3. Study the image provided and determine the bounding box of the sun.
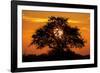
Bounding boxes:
[53,28,63,39]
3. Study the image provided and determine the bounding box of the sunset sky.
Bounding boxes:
[22,10,90,56]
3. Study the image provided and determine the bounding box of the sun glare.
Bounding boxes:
[53,28,63,39]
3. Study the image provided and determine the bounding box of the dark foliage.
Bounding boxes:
[30,16,85,51]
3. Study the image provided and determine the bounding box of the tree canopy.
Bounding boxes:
[30,16,85,53]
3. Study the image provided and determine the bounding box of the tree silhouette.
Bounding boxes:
[30,16,85,56]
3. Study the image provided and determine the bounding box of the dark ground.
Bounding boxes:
[22,49,90,62]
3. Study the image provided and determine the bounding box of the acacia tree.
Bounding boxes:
[30,16,85,55]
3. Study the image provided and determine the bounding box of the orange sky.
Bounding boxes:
[22,10,90,56]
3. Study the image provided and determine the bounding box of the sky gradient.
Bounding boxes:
[22,10,90,56]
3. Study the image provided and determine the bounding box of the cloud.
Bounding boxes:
[23,16,82,24]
